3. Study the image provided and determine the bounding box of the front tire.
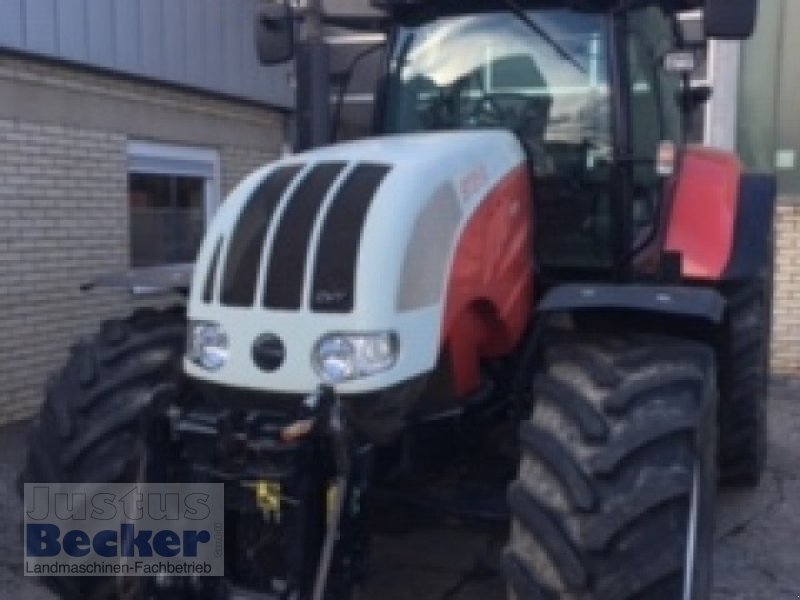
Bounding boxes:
[504,335,717,600]
[19,307,187,600]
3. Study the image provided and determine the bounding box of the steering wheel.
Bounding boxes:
[468,92,511,126]
[470,92,552,134]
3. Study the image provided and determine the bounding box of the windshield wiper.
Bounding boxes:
[498,0,587,73]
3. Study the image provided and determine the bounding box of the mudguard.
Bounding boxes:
[186,131,534,395]
[722,173,777,281]
[538,283,725,323]
[664,148,776,283]
[664,146,742,280]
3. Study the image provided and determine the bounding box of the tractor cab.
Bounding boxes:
[259,0,758,277]
[375,0,749,275]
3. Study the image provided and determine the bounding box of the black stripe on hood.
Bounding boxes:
[202,237,224,304]
[221,164,304,307]
[311,164,391,313]
[263,162,348,310]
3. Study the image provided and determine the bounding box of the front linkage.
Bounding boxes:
[160,386,368,600]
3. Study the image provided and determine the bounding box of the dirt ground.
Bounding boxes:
[2,378,798,600]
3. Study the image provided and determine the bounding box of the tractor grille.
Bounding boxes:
[311,164,391,312]
[206,162,391,313]
[263,162,348,310]
[221,165,304,307]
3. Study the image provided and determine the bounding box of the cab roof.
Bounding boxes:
[370,0,757,40]
[371,0,704,14]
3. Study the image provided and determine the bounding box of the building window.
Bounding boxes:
[127,142,220,267]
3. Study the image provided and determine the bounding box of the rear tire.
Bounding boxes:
[19,307,187,600]
[504,335,717,600]
[718,273,772,486]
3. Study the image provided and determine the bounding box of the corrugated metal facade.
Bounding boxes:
[0,0,293,108]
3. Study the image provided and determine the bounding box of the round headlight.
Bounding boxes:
[314,336,358,383]
[313,332,398,384]
[355,334,397,372]
[188,321,229,372]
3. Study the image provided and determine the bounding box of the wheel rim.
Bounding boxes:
[682,461,701,600]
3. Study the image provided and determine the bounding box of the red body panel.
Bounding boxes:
[665,147,742,280]
[441,165,535,396]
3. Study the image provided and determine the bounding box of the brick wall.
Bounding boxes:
[773,204,800,374]
[221,144,285,197]
[0,121,129,421]
[0,55,282,422]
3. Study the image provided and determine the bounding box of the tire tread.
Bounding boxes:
[506,335,717,599]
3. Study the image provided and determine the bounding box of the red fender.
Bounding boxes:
[665,147,742,280]
[441,165,535,397]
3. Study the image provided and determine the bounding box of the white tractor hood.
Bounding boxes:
[185,130,526,394]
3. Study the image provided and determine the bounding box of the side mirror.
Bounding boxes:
[256,4,295,66]
[705,0,758,40]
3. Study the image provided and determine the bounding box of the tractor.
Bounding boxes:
[21,0,775,598]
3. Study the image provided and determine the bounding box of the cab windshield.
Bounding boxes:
[383,10,612,179]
